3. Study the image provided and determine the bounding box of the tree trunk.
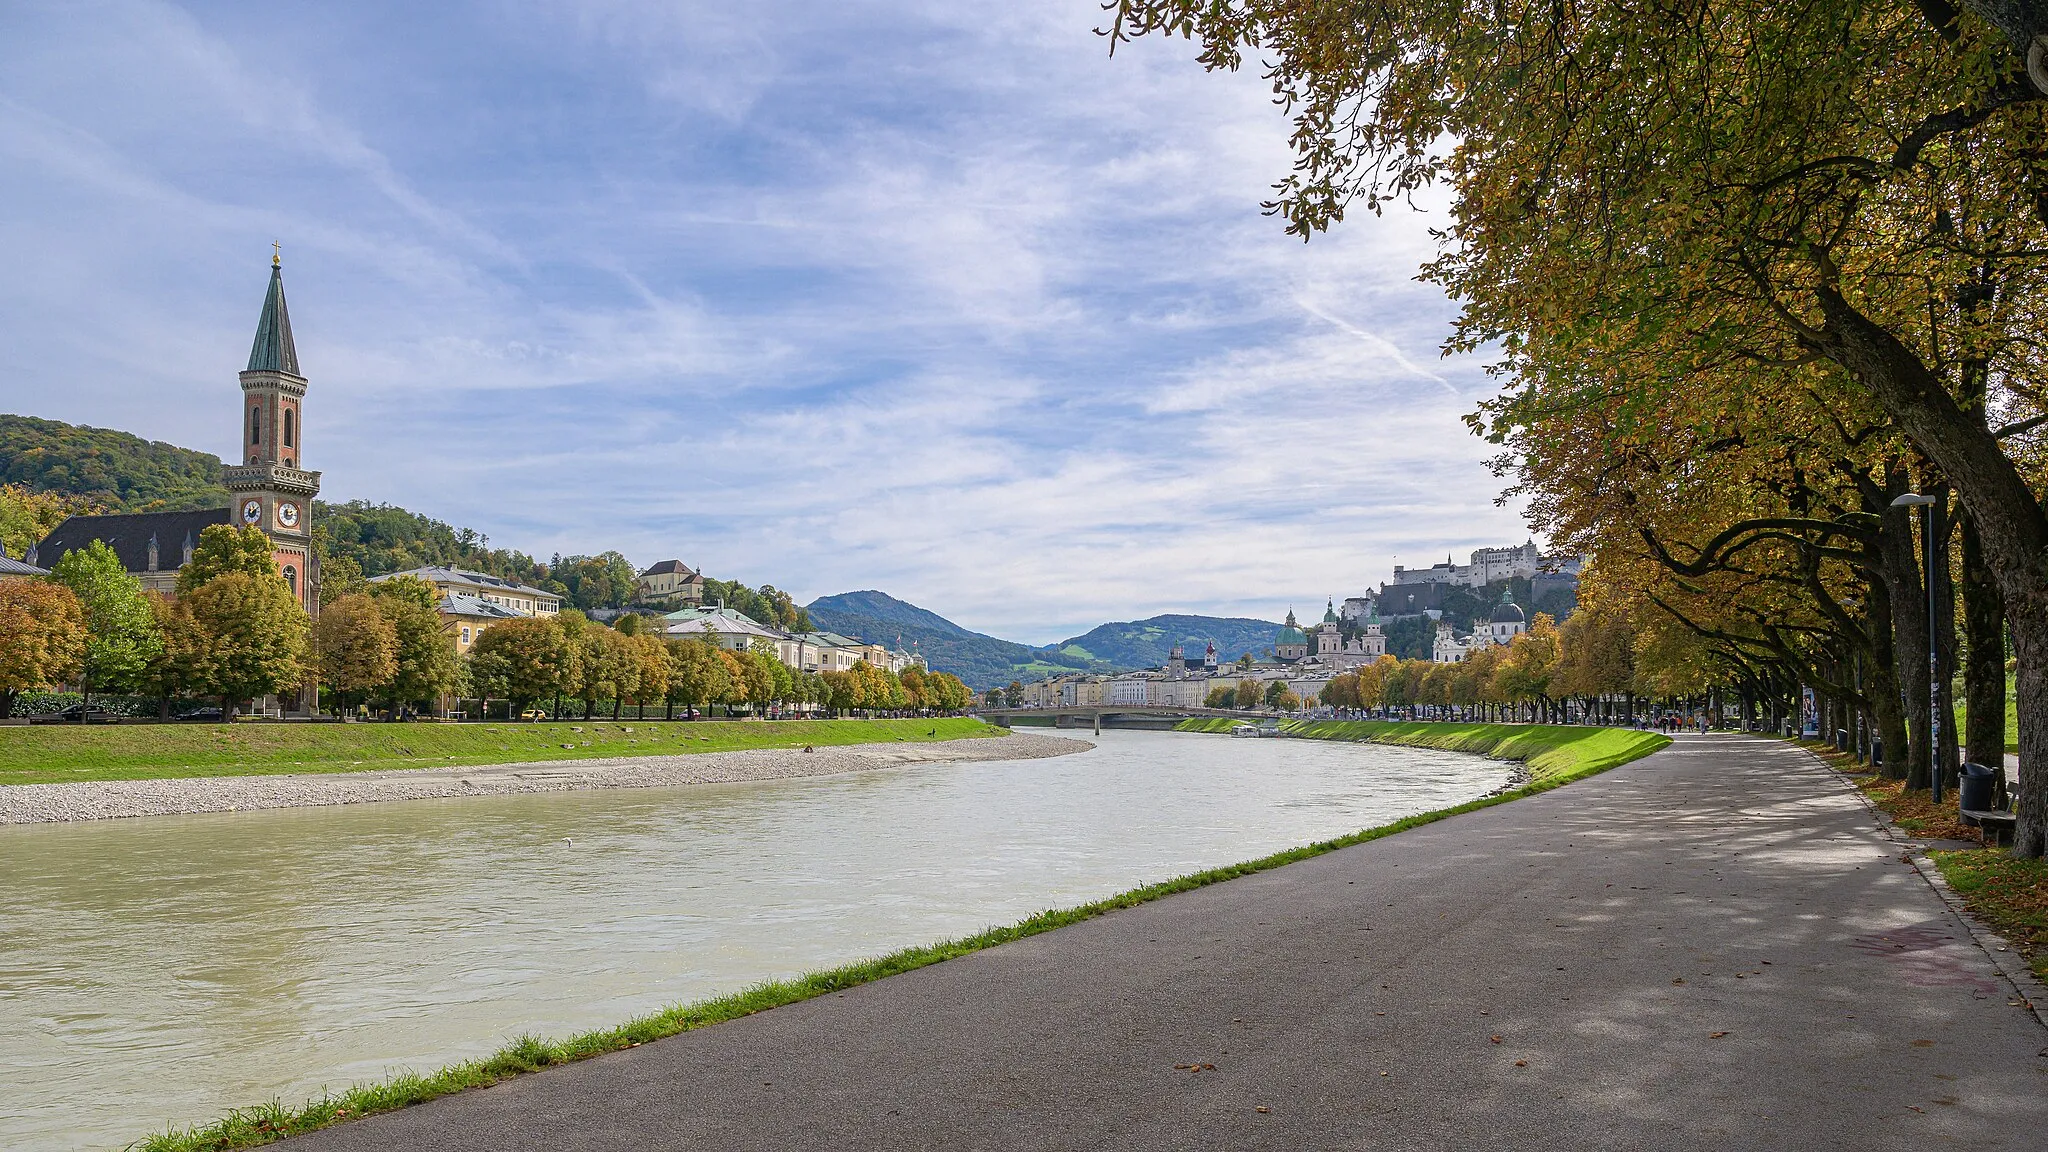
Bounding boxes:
[1883,496,1933,789]
[1961,509,2008,768]
[1932,487,1963,789]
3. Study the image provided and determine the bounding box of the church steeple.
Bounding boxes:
[223,250,320,617]
[247,253,300,375]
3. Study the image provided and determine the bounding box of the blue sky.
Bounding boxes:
[0,0,1531,643]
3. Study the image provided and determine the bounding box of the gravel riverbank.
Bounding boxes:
[0,730,1092,825]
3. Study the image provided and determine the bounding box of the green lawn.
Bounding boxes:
[1174,718,1671,784]
[0,717,1002,787]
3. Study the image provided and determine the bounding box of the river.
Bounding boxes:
[0,729,1511,1150]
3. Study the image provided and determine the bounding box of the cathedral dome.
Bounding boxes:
[1490,599,1527,624]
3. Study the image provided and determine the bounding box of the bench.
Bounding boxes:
[1962,809,2017,848]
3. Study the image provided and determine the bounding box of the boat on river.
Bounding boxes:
[1231,721,1280,738]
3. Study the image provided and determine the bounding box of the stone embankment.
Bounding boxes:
[0,731,1091,825]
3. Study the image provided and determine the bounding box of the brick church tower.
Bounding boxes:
[222,251,321,615]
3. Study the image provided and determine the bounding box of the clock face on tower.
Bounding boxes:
[277,501,300,529]
[241,498,263,525]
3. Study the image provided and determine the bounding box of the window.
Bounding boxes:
[283,408,294,448]
[461,627,472,643]
[251,406,262,444]
[282,565,298,596]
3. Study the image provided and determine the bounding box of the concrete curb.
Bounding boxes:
[1796,743,2048,1034]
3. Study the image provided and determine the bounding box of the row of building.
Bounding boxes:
[5,258,915,713]
[1015,588,1539,708]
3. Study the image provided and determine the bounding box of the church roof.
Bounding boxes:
[247,259,300,375]
[1275,625,1308,645]
[1322,600,1340,624]
[640,559,698,577]
[1490,597,1527,624]
[34,509,230,574]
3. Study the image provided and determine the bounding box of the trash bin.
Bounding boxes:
[1871,737,1882,766]
[1958,762,2000,825]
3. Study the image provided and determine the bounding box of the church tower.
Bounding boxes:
[222,252,321,613]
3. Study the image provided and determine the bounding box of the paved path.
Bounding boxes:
[296,735,2046,1150]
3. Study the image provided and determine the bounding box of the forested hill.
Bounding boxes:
[806,591,1107,691]
[0,414,230,511]
[1056,613,1287,669]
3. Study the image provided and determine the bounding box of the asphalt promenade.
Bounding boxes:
[296,734,2047,1150]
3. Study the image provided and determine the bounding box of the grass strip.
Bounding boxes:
[0,717,999,786]
[131,722,1669,1151]
[1926,851,2048,983]
[1175,718,1671,785]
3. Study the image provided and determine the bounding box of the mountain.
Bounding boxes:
[0,414,230,511]
[804,593,1292,691]
[806,590,1107,691]
[1055,613,1288,670]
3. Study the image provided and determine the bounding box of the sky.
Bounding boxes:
[0,0,1533,644]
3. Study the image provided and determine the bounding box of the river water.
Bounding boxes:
[0,730,1509,1150]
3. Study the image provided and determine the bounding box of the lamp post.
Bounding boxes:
[1890,492,1943,804]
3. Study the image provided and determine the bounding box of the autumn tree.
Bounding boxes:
[314,593,398,713]
[177,524,279,594]
[469,615,575,716]
[0,580,85,718]
[1106,0,2048,851]
[368,574,458,711]
[183,571,310,715]
[0,484,88,560]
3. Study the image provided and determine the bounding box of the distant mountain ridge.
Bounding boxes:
[805,592,1287,691]
[805,591,1103,691]
[1056,613,1287,670]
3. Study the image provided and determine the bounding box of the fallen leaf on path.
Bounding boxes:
[1255,1106,1270,1114]
[1514,1060,1527,1067]
[1490,1036,1503,1044]
[1709,1032,1728,1039]
[1174,1063,1216,1073]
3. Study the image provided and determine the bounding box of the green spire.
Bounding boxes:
[247,255,300,375]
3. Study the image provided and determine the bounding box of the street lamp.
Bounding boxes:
[1890,492,1943,805]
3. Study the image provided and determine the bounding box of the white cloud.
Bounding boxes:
[0,0,1534,643]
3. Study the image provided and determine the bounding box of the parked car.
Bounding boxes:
[518,708,548,722]
[176,707,225,722]
[29,704,120,724]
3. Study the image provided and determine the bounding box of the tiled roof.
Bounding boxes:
[664,607,786,640]
[439,592,524,620]
[639,559,698,577]
[0,553,49,576]
[247,261,300,375]
[370,566,558,601]
[33,509,231,574]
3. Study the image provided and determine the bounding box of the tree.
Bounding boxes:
[1004,680,1025,708]
[316,553,367,607]
[49,539,160,708]
[1262,679,1290,709]
[1274,687,1302,712]
[569,626,636,719]
[182,571,310,714]
[469,616,575,715]
[1105,0,2048,852]
[314,593,398,713]
[1207,685,1236,708]
[1236,678,1261,710]
[177,524,279,594]
[0,483,89,560]
[664,635,730,718]
[368,575,458,711]
[136,593,211,720]
[625,633,672,714]
[0,581,85,718]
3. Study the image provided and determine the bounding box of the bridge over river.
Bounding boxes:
[974,706,1270,734]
